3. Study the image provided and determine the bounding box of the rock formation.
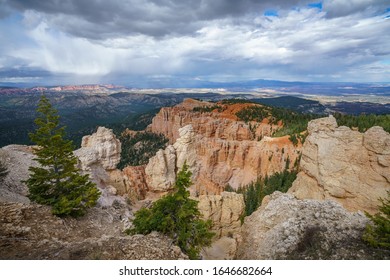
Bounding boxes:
[122,166,149,199]
[145,145,178,192]
[0,145,38,204]
[144,125,199,193]
[0,128,188,260]
[75,127,125,206]
[237,192,386,260]
[145,99,300,194]
[145,126,299,194]
[197,191,245,260]
[148,98,277,144]
[289,116,390,214]
[77,126,121,171]
[197,191,245,238]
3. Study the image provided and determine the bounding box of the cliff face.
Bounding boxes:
[289,116,390,214]
[148,98,276,144]
[197,192,245,238]
[194,134,299,193]
[145,99,300,194]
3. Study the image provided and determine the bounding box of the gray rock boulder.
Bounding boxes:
[236,192,386,260]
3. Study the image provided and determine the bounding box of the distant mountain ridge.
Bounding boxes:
[1,79,389,95]
[0,85,389,148]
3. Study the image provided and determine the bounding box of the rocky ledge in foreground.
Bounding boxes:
[0,202,187,260]
[237,192,389,260]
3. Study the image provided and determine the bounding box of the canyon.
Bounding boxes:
[145,99,300,195]
[0,99,389,260]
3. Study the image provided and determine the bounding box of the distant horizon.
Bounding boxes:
[1,77,390,90]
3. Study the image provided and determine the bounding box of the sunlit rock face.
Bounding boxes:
[77,126,121,171]
[289,116,390,214]
[75,127,123,207]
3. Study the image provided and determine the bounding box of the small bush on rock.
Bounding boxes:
[363,191,390,249]
[129,163,214,259]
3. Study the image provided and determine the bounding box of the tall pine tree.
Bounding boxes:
[26,95,100,217]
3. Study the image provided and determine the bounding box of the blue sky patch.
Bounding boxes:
[308,2,323,10]
[264,9,278,17]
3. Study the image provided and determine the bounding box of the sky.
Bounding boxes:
[0,0,389,87]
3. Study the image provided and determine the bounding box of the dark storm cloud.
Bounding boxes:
[1,0,389,84]
[7,0,308,39]
[0,0,12,18]
[322,0,389,18]
[0,66,52,78]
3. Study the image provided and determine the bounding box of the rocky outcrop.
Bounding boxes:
[0,145,37,204]
[289,116,390,214]
[77,126,121,171]
[197,192,245,238]
[0,202,187,260]
[145,145,177,192]
[237,192,387,260]
[75,127,124,206]
[145,125,200,193]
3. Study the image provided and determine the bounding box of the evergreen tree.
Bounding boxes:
[26,95,100,217]
[130,163,214,259]
[363,191,390,249]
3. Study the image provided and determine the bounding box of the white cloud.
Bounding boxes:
[1,0,389,83]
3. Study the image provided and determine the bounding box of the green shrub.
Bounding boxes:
[363,191,390,249]
[129,164,214,259]
[192,105,223,113]
[235,103,318,137]
[334,113,390,133]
